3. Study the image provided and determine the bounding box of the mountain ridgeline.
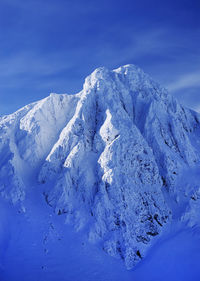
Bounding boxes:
[0,65,200,269]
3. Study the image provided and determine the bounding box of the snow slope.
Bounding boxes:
[1,186,200,281]
[0,64,200,273]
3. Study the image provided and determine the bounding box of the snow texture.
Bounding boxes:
[0,64,200,270]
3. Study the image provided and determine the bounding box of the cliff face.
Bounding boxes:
[1,65,200,268]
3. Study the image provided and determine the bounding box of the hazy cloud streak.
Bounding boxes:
[167,72,200,92]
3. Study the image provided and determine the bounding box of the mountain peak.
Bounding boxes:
[82,64,169,104]
[114,63,144,74]
[84,64,147,86]
[0,65,200,269]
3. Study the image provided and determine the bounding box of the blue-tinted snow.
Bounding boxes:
[0,65,200,279]
[0,194,200,281]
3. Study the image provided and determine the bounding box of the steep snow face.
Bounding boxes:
[0,64,200,269]
[38,67,170,268]
[114,65,200,192]
[0,94,78,203]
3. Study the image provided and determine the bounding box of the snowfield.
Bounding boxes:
[0,64,200,280]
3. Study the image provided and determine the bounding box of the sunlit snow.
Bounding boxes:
[0,65,200,280]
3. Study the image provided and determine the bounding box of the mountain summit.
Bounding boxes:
[1,64,200,269]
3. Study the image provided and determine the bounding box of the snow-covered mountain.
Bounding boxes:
[1,64,200,269]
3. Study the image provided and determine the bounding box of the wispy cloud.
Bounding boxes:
[0,52,68,78]
[0,0,200,115]
[167,71,200,92]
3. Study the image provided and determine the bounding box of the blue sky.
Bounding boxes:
[0,0,200,115]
